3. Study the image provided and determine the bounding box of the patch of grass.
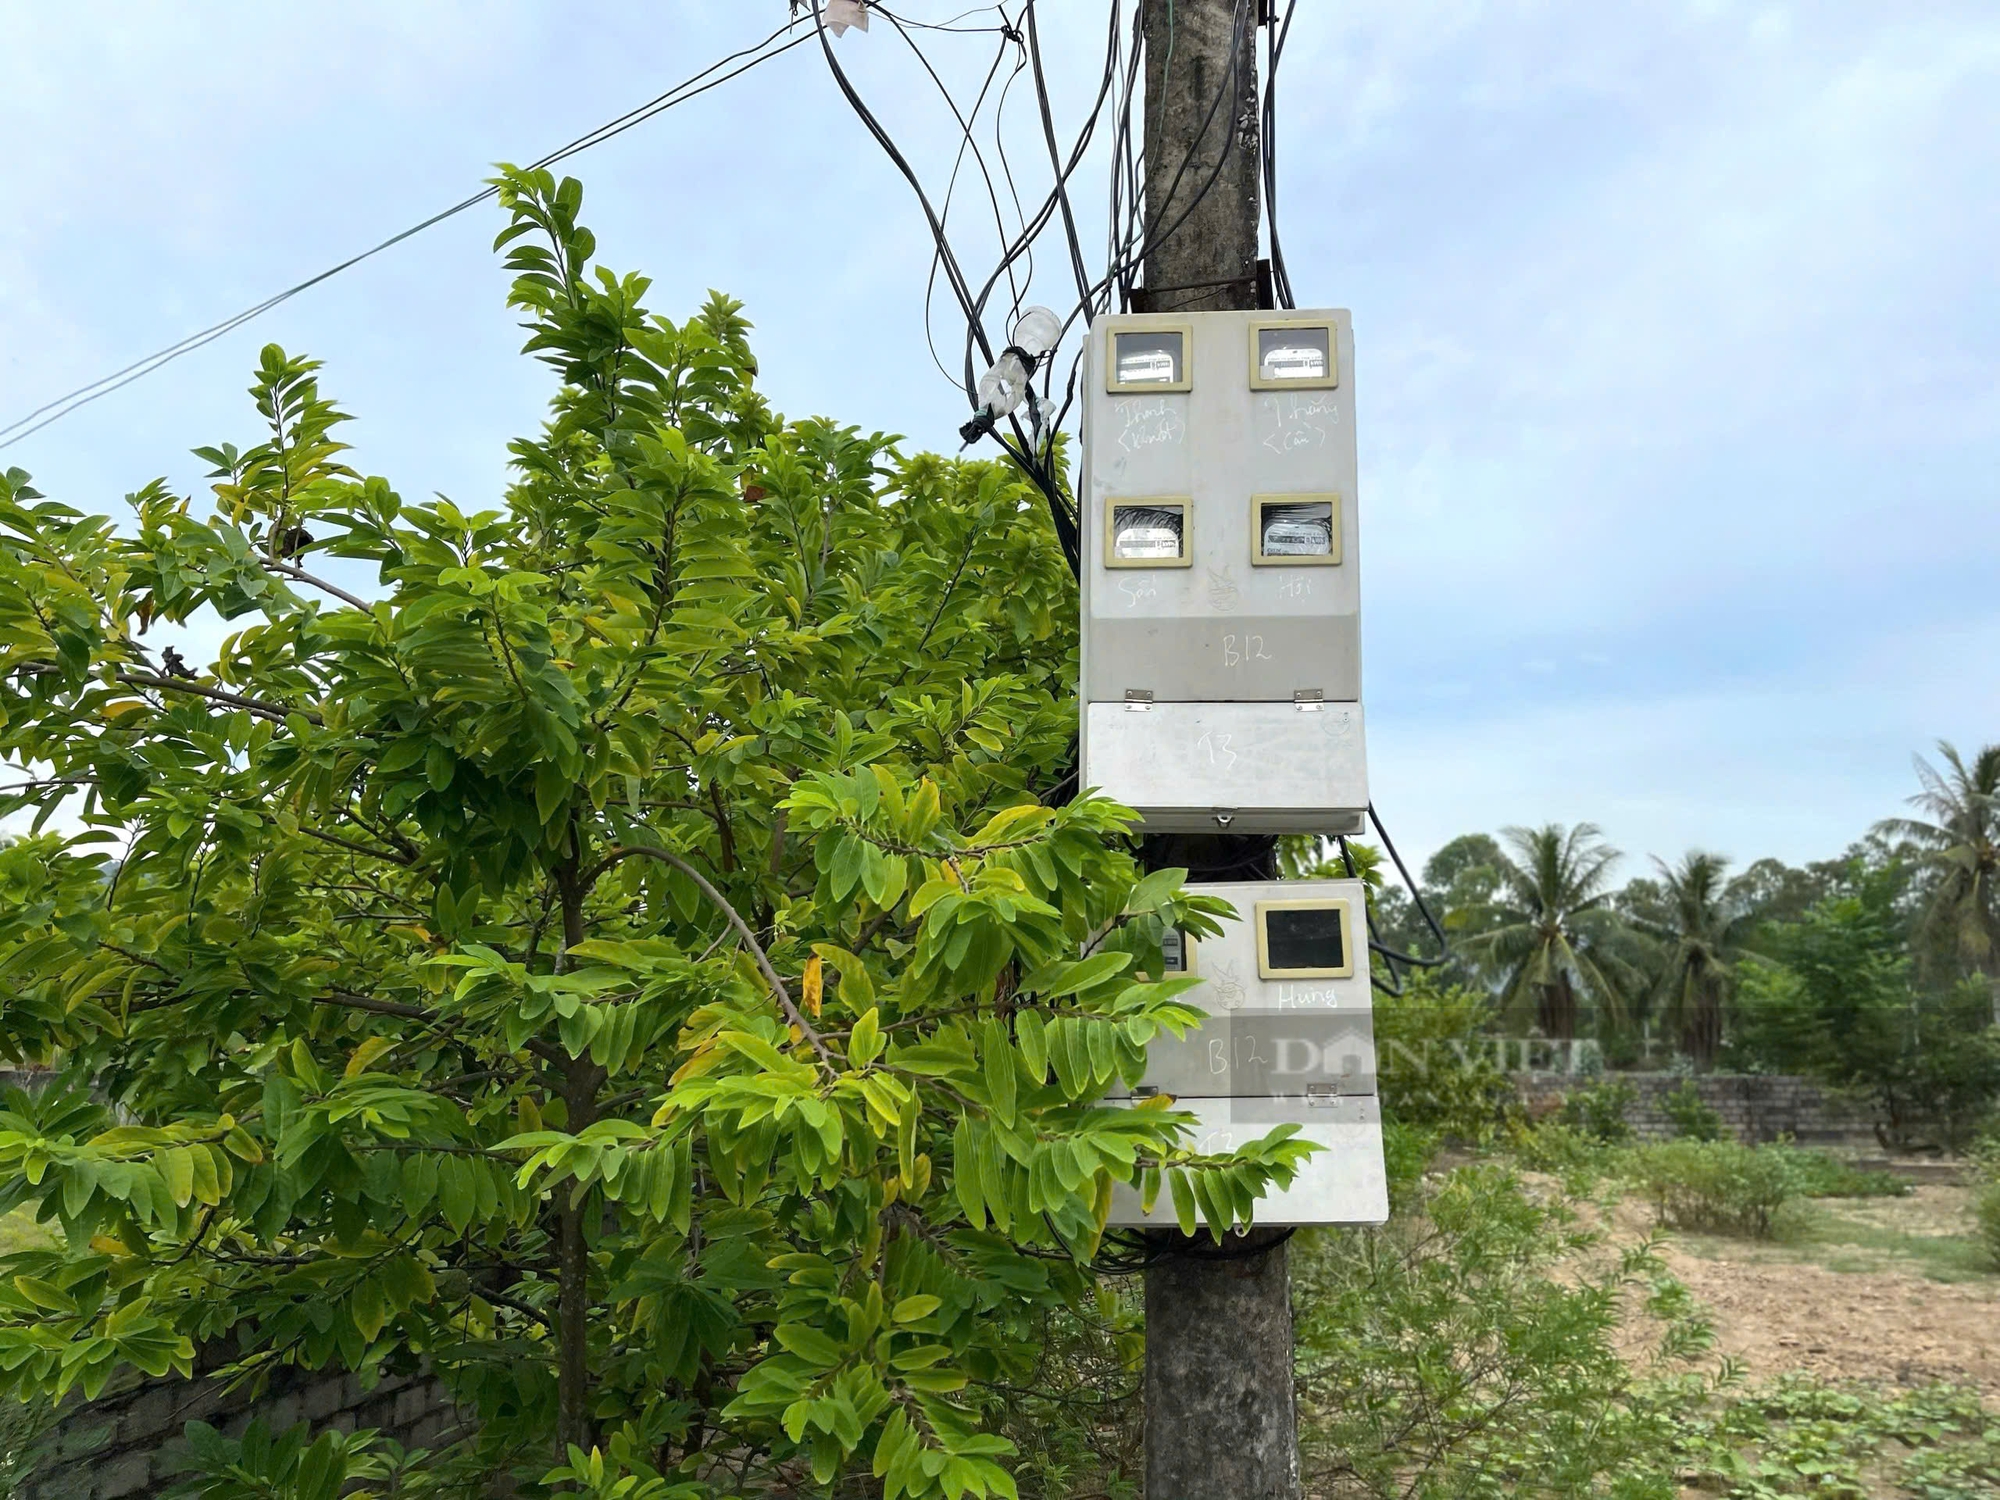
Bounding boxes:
[1774,1201,1996,1283]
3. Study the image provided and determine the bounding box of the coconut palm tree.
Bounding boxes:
[1630,851,1760,1069]
[1454,823,1642,1044]
[1876,741,2000,1023]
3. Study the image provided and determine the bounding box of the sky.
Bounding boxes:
[2,0,1996,881]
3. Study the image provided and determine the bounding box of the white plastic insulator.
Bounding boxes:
[976,350,1032,420]
[1010,305,1062,359]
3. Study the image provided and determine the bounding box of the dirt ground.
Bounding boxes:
[1616,1184,2000,1399]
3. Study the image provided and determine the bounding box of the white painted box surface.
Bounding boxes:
[1104,1097,1389,1228]
[1082,700,1368,835]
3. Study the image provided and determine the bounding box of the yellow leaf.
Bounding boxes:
[101,701,150,721]
[89,1235,129,1258]
[345,1036,396,1079]
[160,1148,196,1208]
[802,955,823,1018]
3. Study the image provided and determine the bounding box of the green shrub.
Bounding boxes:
[1558,1078,1637,1144]
[1509,1119,1614,1181]
[1629,1139,1803,1238]
[1976,1179,2000,1273]
[1782,1148,1912,1200]
[1293,1163,1715,1498]
[1372,975,1518,1145]
[1660,1079,1726,1142]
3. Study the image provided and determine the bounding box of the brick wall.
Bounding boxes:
[22,1356,466,1500]
[1513,1071,1877,1145]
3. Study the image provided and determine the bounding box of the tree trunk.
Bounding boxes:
[1538,972,1578,1043]
[1145,1230,1300,1500]
[1683,978,1723,1072]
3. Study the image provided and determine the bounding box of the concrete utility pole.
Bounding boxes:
[1136,4,1302,1500]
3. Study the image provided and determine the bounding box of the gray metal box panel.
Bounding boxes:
[1081,700,1368,835]
[1107,878,1378,1100]
[1104,1097,1389,1227]
[1081,310,1361,707]
[1084,613,1360,703]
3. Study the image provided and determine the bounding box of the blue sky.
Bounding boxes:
[3,1,1995,878]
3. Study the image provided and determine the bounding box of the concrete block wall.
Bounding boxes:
[21,1356,465,1500]
[1513,1071,1877,1146]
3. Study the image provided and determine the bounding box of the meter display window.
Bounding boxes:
[1249,320,1338,390]
[1251,495,1341,566]
[1255,899,1354,979]
[1138,926,1194,982]
[1104,499,1191,568]
[1107,326,1191,392]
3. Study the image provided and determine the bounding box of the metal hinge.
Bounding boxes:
[1305,1082,1338,1106]
[1294,688,1324,712]
[1125,689,1154,711]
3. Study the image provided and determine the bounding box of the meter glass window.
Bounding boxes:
[1257,901,1352,979]
[1159,928,1188,974]
[1251,495,1341,566]
[1254,324,1333,386]
[1260,500,1333,557]
[1112,330,1185,388]
[1106,501,1189,566]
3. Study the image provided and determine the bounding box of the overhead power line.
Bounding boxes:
[0,19,815,452]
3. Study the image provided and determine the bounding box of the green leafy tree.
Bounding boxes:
[1626,851,1759,1071]
[0,170,1312,1498]
[1420,833,1504,916]
[1731,869,2000,1148]
[1454,824,1640,1045]
[1876,740,2000,1024]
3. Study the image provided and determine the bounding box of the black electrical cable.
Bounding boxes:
[958,2,1122,391]
[1261,0,1299,309]
[1041,0,1251,459]
[988,41,1041,326]
[904,19,1028,389]
[1331,834,1412,996]
[812,1,1077,567]
[1051,0,1252,354]
[871,3,1013,34]
[0,20,815,452]
[882,8,1026,319]
[1024,0,1096,312]
[812,0,996,404]
[1370,802,1450,964]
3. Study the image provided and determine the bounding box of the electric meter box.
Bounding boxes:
[1104,879,1388,1227]
[1079,309,1368,834]
[1108,879,1379,1103]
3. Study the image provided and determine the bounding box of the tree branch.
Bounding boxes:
[266,557,373,612]
[587,844,833,1064]
[116,671,323,726]
[319,990,433,1021]
[299,826,417,866]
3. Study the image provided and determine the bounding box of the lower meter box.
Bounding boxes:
[1082,697,1368,835]
[1104,878,1388,1227]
